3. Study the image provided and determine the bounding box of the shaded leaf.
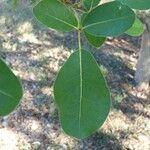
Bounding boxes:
[82,13,106,48]
[126,17,144,36]
[82,1,135,37]
[117,0,150,10]
[33,0,78,32]
[83,0,100,10]
[84,31,106,47]
[54,49,111,139]
[0,59,23,116]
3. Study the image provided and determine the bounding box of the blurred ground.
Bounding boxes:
[0,0,150,150]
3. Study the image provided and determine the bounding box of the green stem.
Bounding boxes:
[75,8,82,51]
[78,30,81,50]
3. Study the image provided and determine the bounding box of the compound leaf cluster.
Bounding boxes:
[2,0,149,139]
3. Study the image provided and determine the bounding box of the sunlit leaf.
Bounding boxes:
[126,17,144,36]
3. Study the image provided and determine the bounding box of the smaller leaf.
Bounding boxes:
[0,59,23,116]
[126,17,144,37]
[83,0,100,10]
[84,31,106,47]
[82,13,106,48]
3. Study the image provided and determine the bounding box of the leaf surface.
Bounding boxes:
[83,0,100,10]
[126,17,144,36]
[0,59,23,116]
[84,31,106,47]
[82,1,135,37]
[117,0,150,10]
[33,0,78,31]
[54,50,111,139]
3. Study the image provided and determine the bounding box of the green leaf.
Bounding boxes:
[84,31,106,47]
[82,1,135,37]
[54,49,111,139]
[82,13,106,48]
[126,17,144,36]
[81,12,88,24]
[0,59,23,116]
[33,0,78,32]
[83,0,100,10]
[117,0,150,10]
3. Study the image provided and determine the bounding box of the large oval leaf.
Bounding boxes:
[126,17,144,36]
[84,31,106,47]
[82,1,135,37]
[33,0,78,32]
[117,0,150,10]
[83,0,101,10]
[54,49,111,139]
[0,59,23,116]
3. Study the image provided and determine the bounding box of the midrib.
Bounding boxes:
[83,15,134,29]
[0,90,14,99]
[79,49,83,135]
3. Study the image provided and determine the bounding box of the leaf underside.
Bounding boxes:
[0,59,23,116]
[54,49,111,139]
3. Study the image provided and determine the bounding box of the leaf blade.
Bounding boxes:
[33,0,78,32]
[54,50,111,139]
[0,59,23,116]
[126,17,144,36]
[117,0,150,10]
[84,31,106,47]
[82,1,135,37]
[83,0,100,10]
